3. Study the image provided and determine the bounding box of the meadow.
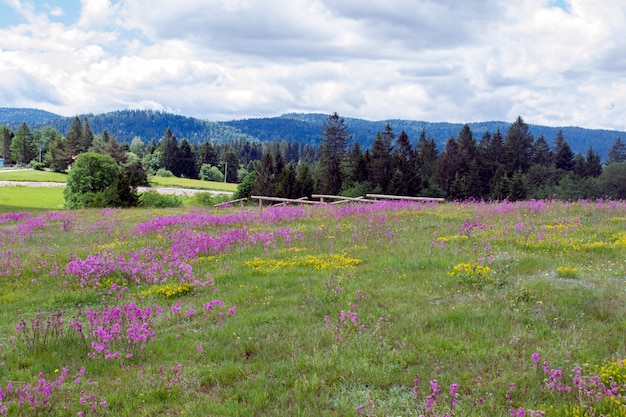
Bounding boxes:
[1,199,626,416]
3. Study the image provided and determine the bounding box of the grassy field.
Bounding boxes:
[1,200,626,416]
[148,175,238,192]
[0,186,65,211]
[0,168,238,192]
[0,169,68,182]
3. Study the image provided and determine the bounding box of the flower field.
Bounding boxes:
[2,200,626,416]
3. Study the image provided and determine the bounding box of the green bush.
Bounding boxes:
[29,160,45,170]
[139,190,183,208]
[199,164,224,182]
[64,153,122,209]
[156,168,174,177]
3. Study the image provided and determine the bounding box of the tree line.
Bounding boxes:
[2,113,626,205]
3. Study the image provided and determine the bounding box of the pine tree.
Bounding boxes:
[178,138,197,178]
[553,130,574,171]
[1,125,14,164]
[607,137,626,164]
[530,135,553,166]
[276,162,297,198]
[81,117,95,151]
[66,116,83,157]
[318,113,351,194]
[503,116,533,175]
[295,163,314,198]
[10,123,37,165]
[436,136,462,196]
[414,130,438,192]
[252,151,275,196]
[159,128,181,176]
[370,132,392,192]
[584,146,602,177]
[393,130,417,195]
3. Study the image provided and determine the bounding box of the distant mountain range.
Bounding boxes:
[1,107,624,160]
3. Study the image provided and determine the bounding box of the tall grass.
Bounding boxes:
[1,200,626,416]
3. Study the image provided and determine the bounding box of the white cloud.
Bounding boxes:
[0,0,625,130]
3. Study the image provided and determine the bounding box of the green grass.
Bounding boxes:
[148,175,237,192]
[2,200,626,416]
[0,168,68,182]
[0,186,65,212]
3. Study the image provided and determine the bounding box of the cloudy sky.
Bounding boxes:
[1,0,625,130]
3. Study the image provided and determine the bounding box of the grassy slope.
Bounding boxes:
[0,168,68,182]
[148,176,238,192]
[1,201,626,416]
[0,186,65,211]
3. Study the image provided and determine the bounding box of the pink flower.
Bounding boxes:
[532,352,540,367]
[197,345,203,353]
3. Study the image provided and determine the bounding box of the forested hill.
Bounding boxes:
[1,107,624,159]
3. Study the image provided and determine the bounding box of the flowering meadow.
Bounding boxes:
[1,199,626,415]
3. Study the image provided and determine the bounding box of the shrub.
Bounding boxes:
[29,160,45,170]
[155,168,174,177]
[64,153,122,209]
[139,190,182,208]
[199,164,224,182]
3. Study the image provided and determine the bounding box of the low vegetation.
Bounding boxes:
[1,199,626,416]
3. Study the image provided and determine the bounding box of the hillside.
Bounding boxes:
[1,107,624,159]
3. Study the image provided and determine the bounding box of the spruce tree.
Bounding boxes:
[503,116,533,175]
[607,137,626,163]
[1,125,14,164]
[553,130,574,171]
[178,138,197,178]
[584,146,602,177]
[81,117,94,151]
[318,113,351,194]
[66,116,83,157]
[159,128,181,176]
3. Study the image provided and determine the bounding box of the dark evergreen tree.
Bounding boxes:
[81,117,95,151]
[252,151,275,196]
[503,116,533,175]
[607,136,626,164]
[414,130,438,192]
[435,136,462,196]
[530,135,553,166]
[276,162,297,198]
[66,116,83,157]
[476,131,495,198]
[584,146,602,177]
[295,163,315,198]
[393,130,417,195]
[159,128,181,176]
[370,132,393,192]
[1,125,14,164]
[572,153,586,178]
[299,143,317,165]
[553,130,574,171]
[10,123,37,165]
[346,141,369,185]
[388,169,406,195]
[219,146,240,183]
[509,169,528,201]
[457,124,477,173]
[178,138,198,178]
[147,138,158,154]
[197,141,218,167]
[318,113,351,194]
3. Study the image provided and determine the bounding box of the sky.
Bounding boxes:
[0,0,625,131]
